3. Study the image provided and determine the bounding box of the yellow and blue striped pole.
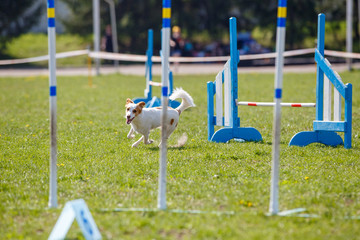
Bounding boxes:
[47,0,57,208]
[158,0,171,210]
[269,0,287,215]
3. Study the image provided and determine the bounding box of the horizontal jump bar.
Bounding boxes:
[149,81,162,87]
[237,101,316,107]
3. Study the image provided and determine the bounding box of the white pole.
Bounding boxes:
[346,0,353,70]
[47,0,57,208]
[269,0,287,215]
[93,0,101,75]
[104,0,119,70]
[158,0,171,210]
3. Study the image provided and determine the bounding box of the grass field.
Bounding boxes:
[0,70,359,239]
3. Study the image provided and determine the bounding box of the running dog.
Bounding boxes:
[125,88,195,148]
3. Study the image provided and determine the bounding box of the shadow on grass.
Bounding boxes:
[147,145,202,151]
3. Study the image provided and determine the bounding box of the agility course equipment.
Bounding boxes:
[268,0,304,216]
[158,0,171,210]
[289,13,352,149]
[132,29,180,108]
[207,17,316,143]
[237,102,315,107]
[207,15,352,149]
[47,0,58,209]
[206,17,263,143]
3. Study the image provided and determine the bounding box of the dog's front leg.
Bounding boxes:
[143,132,154,145]
[132,136,144,148]
[127,127,135,139]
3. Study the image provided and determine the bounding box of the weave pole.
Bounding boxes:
[269,0,287,215]
[158,0,171,210]
[268,0,308,217]
[47,0,57,208]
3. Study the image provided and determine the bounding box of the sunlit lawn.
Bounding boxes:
[0,70,359,239]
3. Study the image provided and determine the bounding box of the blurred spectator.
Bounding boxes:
[170,26,184,57]
[170,26,184,71]
[167,27,269,66]
[101,25,113,53]
[101,25,114,64]
[237,32,270,55]
[182,40,194,57]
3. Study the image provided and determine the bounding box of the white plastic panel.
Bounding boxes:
[334,86,341,121]
[215,71,223,126]
[223,60,231,127]
[323,75,331,121]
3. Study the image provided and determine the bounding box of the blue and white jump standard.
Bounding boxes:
[47,0,58,208]
[132,29,179,108]
[207,17,262,143]
[289,13,353,149]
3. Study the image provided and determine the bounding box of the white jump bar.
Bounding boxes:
[237,101,316,107]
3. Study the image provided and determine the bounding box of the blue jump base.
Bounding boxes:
[289,131,343,147]
[210,127,263,143]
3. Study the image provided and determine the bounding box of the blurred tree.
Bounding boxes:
[59,0,356,53]
[287,0,317,49]
[0,0,42,55]
[60,0,96,37]
[230,0,317,49]
[114,0,161,53]
[60,0,161,53]
[172,0,232,39]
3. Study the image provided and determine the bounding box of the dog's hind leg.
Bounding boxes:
[143,132,154,145]
[127,127,135,139]
[132,136,144,148]
[158,127,176,148]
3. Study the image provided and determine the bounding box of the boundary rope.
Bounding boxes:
[1,48,360,66]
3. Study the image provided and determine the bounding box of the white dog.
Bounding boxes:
[125,88,195,148]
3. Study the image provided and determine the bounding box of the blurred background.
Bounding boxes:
[0,0,359,67]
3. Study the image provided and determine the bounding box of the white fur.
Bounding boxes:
[126,88,195,148]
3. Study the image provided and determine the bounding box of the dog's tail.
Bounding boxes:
[169,88,195,114]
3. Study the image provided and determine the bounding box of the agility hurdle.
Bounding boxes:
[207,15,352,148]
[132,29,180,108]
[289,13,352,149]
[207,17,315,143]
[207,17,263,143]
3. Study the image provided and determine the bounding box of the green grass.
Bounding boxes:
[0,71,359,239]
[4,33,90,67]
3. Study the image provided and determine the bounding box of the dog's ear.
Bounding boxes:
[126,98,133,106]
[138,101,146,109]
